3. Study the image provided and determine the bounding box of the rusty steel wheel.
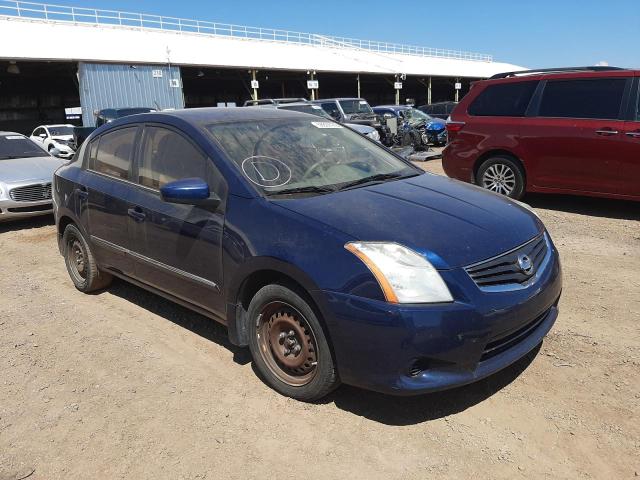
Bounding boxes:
[256,302,318,386]
[247,284,338,400]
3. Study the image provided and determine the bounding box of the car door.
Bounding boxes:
[521,75,632,194]
[619,77,640,197]
[128,124,227,317]
[83,125,140,276]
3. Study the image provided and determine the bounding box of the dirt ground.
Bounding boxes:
[1,159,639,480]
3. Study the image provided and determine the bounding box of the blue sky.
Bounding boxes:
[49,0,639,68]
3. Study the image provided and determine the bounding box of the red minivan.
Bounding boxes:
[442,67,640,201]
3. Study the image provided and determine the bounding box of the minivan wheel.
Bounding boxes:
[248,284,338,401]
[63,224,112,292]
[477,156,525,199]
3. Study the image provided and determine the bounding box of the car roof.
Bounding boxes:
[313,98,365,102]
[483,66,637,84]
[0,131,24,136]
[98,106,313,129]
[374,105,411,110]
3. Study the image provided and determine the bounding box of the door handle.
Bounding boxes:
[625,131,640,138]
[595,129,619,136]
[76,186,88,200]
[127,207,146,222]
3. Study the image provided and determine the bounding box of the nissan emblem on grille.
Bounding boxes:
[517,254,534,275]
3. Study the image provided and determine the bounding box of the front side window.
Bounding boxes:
[92,127,137,180]
[538,78,628,120]
[205,118,419,196]
[138,127,225,195]
[48,126,73,136]
[468,81,538,117]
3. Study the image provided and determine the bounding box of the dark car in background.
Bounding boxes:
[442,66,640,201]
[373,105,447,145]
[312,98,392,145]
[53,107,561,401]
[418,101,458,120]
[73,107,157,148]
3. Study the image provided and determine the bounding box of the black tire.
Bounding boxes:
[63,224,112,292]
[247,284,339,401]
[476,155,526,199]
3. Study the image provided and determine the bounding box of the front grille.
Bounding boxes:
[9,183,52,202]
[480,309,549,362]
[465,234,548,290]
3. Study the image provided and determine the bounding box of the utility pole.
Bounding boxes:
[250,69,258,101]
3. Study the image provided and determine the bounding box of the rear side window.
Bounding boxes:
[538,78,627,120]
[92,127,137,180]
[468,81,538,117]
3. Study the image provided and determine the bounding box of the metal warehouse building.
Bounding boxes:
[0,1,524,133]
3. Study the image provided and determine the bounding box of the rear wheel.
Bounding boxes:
[477,156,525,199]
[63,224,112,292]
[248,284,338,401]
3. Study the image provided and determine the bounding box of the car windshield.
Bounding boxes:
[48,126,73,136]
[402,108,433,125]
[278,105,332,119]
[205,118,419,196]
[339,100,374,115]
[0,135,47,159]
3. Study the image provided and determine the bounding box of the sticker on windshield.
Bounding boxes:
[359,101,368,105]
[241,156,292,188]
[5,135,24,140]
[311,122,343,129]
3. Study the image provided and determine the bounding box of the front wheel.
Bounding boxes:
[476,156,525,199]
[248,284,339,401]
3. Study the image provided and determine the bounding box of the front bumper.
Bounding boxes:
[0,198,53,221]
[321,244,562,395]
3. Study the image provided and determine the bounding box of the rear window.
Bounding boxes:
[468,81,538,117]
[538,78,627,120]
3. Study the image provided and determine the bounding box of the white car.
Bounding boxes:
[30,124,76,159]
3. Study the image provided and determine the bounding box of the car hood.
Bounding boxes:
[0,155,66,184]
[52,135,74,142]
[345,123,375,134]
[274,173,542,269]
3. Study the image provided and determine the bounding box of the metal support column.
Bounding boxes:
[455,77,460,102]
[428,76,432,105]
[251,69,258,101]
[357,74,360,98]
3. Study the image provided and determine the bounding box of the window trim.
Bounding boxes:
[532,77,632,121]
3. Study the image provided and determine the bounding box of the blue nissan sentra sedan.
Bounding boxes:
[53,108,562,401]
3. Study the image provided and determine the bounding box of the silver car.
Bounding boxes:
[0,132,67,222]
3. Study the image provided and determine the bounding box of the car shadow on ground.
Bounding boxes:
[0,214,54,233]
[106,278,252,366]
[107,277,540,425]
[525,193,639,221]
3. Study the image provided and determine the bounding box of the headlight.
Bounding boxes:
[345,242,453,304]
[367,130,380,142]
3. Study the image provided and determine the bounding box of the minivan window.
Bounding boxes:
[92,127,137,180]
[468,81,538,117]
[137,127,201,188]
[538,78,627,120]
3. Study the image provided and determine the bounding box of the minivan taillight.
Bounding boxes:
[445,120,466,140]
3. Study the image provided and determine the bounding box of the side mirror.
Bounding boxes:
[39,133,47,138]
[50,147,61,157]
[160,177,221,210]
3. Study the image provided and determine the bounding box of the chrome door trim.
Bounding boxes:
[91,235,220,292]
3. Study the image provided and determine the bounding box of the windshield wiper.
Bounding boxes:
[335,172,416,191]
[266,185,336,196]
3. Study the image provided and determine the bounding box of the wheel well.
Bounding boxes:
[473,150,524,182]
[58,215,75,237]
